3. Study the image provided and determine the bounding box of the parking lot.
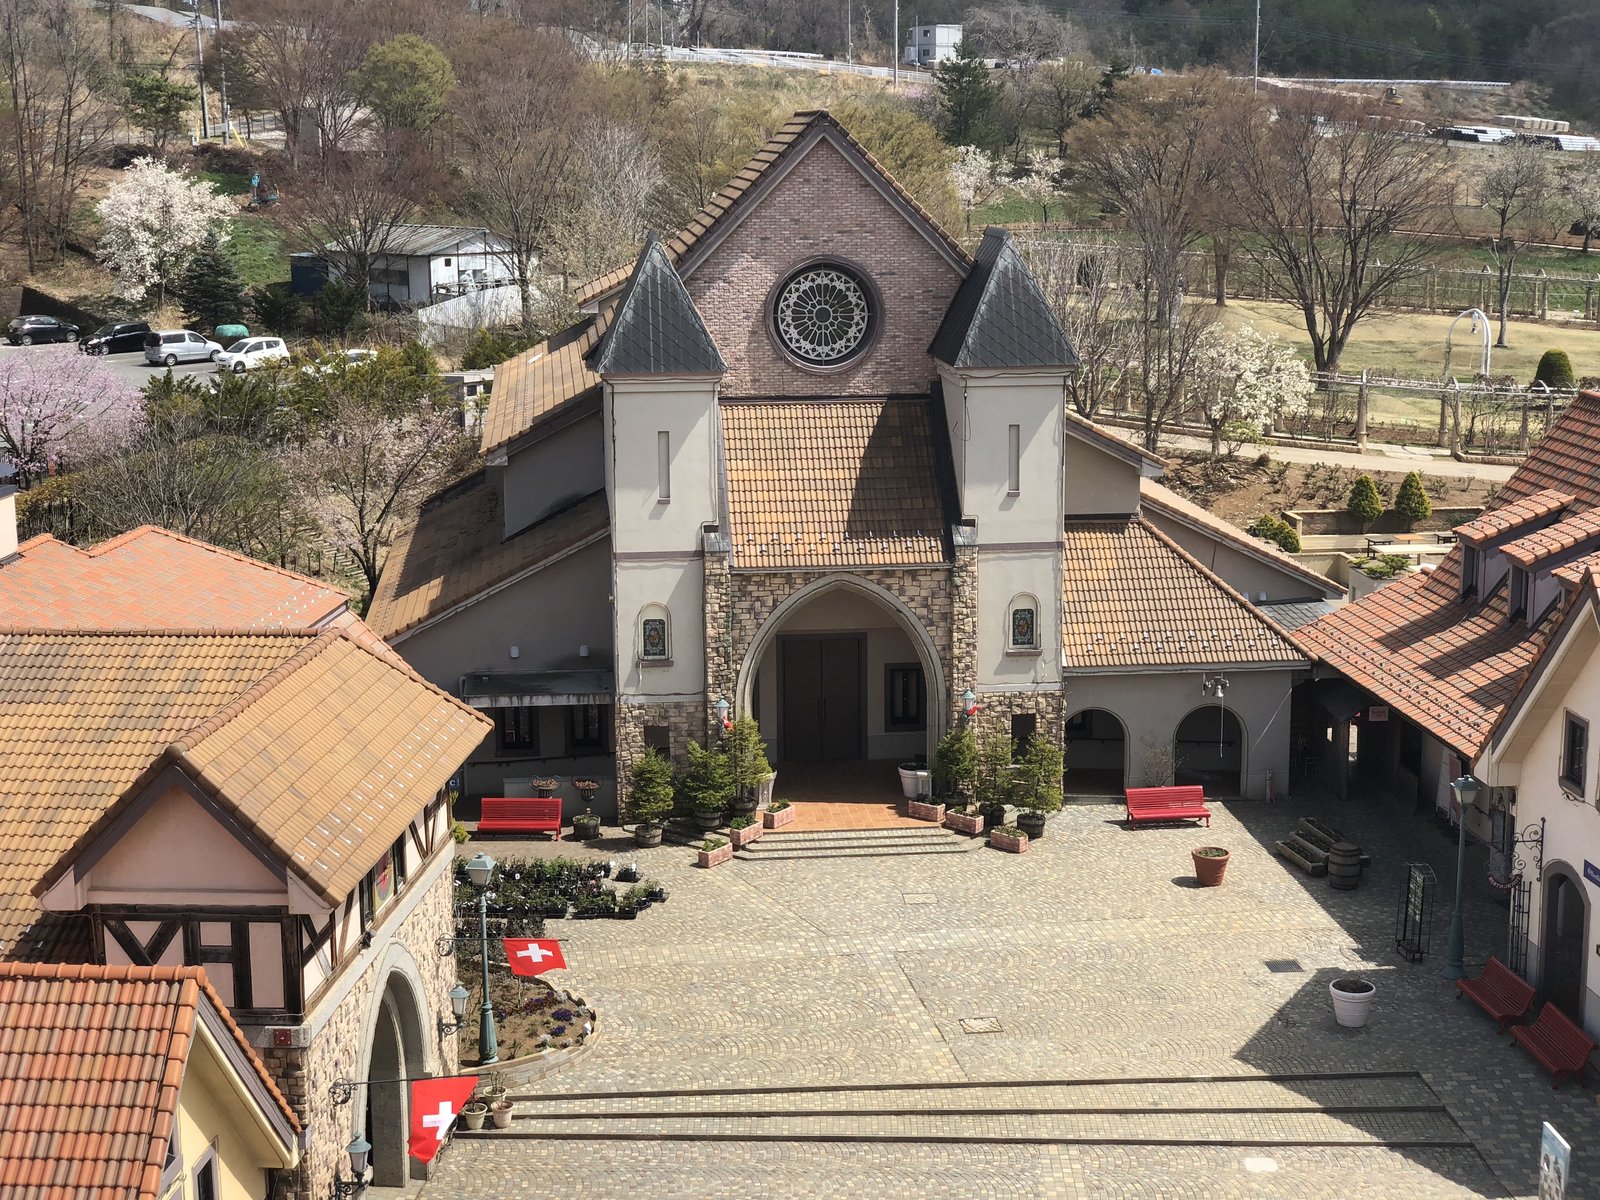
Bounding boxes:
[0,341,220,388]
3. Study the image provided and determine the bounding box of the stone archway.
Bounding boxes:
[735,574,947,765]
[1064,708,1127,795]
[1541,864,1589,1024]
[359,968,429,1186]
[1174,704,1246,796]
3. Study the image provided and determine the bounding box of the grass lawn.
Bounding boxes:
[226,215,287,289]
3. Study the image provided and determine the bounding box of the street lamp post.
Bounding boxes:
[1442,774,1482,981]
[464,851,499,1065]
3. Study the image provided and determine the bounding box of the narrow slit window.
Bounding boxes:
[657,431,671,501]
[1007,424,1020,494]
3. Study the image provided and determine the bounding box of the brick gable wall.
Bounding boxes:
[686,138,964,398]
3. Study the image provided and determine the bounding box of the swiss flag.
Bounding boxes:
[407,1075,479,1163]
[504,937,566,977]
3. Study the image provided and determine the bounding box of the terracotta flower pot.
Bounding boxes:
[907,799,946,823]
[1192,847,1230,886]
[989,826,1029,853]
[944,809,984,836]
[490,1100,514,1129]
[763,805,795,829]
[729,822,764,848]
[697,841,733,868]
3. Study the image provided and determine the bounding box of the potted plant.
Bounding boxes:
[729,814,764,849]
[570,778,601,840]
[763,798,795,829]
[530,777,559,799]
[897,756,931,800]
[697,836,732,868]
[976,725,1015,833]
[621,883,651,915]
[626,750,675,848]
[461,1101,489,1131]
[723,716,772,817]
[679,741,733,831]
[477,1071,510,1108]
[490,1099,515,1129]
[1192,846,1230,887]
[988,824,1029,853]
[646,880,667,902]
[1330,976,1375,1028]
[1012,733,1063,840]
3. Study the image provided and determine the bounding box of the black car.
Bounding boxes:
[6,314,79,346]
[80,320,152,355]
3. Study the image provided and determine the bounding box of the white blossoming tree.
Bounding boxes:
[1013,149,1065,228]
[1192,326,1312,456]
[96,157,237,304]
[950,145,1003,233]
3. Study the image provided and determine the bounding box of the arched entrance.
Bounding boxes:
[1174,704,1245,795]
[362,971,428,1186]
[1064,708,1126,795]
[1542,867,1589,1023]
[737,575,945,768]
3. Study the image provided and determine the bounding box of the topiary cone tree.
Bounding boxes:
[626,749,676,833]
[721,715,772,807]
[933,723,979,804]
[1533,348,1576,391]
[1347,473,1383,531]
[1393,470,1433,532]
[1014,733,1064,817]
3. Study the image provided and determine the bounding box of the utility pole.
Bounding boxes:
[192,4,209,140]
[847,0,852,68]
[1252,0,1261,91]
[213,0,228,140]
[892,0,898,88]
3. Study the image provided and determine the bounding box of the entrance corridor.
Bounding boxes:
[773,760,929,831]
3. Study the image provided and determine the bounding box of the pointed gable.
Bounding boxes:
[594,235,725,377]
[932,227,1077,370]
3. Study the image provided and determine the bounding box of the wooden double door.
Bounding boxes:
[779,635,864,762]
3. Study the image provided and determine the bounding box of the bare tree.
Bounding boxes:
[1564,151,1600,256]
[1475,142,1561,347]
[231,0,367,167]
[549,121,665,281]
[1030,60,1098,156]
[1030,242,1140,420]
[1226,91,1447,372]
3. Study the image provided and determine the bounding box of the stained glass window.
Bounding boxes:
[1011,606,1036,649]
[642,617,668,659]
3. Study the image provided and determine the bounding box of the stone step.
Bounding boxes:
[736,825,979,860]
[735,843,978,861]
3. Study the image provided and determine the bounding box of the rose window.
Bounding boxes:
[773,264,873,366]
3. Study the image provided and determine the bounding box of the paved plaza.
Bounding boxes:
[425,791,1600,1198]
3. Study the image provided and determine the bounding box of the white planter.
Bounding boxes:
[1330,978,1375,1028]
[898,765,922,799]
[757,772,776,806]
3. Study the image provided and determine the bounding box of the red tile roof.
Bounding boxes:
[1452,488,1574,546]
[1062,518,1309,670]
[0,963,297,1200]
[1553,550,1600,588]
[0,526,350,629]
[1491,391,1600,508]
[1499,508,1600,568]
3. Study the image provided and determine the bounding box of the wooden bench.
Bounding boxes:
[1456,957,1535,1033]
[476,797,562,840]
[1511,1002,1597,1088]
[1124,785,1211,828]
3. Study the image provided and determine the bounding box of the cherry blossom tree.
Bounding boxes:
[950,145,1003,233]
[1013,149,1064,228]
[0,346,139,485]
[1192,326,1312,456]
[96,157,237,304]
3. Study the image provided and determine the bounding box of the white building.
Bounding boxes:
[905,23,963,66]
[291,224,517,308]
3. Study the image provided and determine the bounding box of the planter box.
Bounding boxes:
[729,823,764,849]
[944,810,984,836]
[989,828,1030,854]
[762,806,795,829]
[697,842,733,868]
[907,799,946,823]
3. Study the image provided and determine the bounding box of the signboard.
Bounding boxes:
[1585,861,1600,889]
[1540,1122,1570,1200]
[1368,705,1389,722]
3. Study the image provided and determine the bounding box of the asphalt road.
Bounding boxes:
[0,342,220,389]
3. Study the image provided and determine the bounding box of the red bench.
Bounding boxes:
[476,797,562,839]
[1456,957,1535,1032]
[1511,1002,1597,1088]
[1125,785,1211,828]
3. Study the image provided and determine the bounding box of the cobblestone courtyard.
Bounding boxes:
[424,792,1600,1198]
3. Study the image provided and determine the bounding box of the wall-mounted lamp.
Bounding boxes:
[716,696,731,729]
[961,689,978,718]
[332,1135,371,1197]
[508,645,520,659]
[438,981,470,1038]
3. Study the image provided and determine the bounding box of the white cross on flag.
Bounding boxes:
[407,1075,480,1163]
[504,937,566,977]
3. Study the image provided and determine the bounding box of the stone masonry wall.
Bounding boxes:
[255,854,457,1200]
[614,699,705,811]
[950,543,978,729]
[685,137,964,399]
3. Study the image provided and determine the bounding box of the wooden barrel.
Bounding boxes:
[1328,841,1363,891]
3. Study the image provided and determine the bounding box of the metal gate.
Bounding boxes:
[1508,878,1532,977]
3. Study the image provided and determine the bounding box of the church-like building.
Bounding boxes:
[368,110,1339,814]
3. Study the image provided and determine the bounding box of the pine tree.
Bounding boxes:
[933,41,1000,151]
[1347,474,1383,530]
[177,234,247,333]
[1013,734,1064,816]
[1393,470,1433,531]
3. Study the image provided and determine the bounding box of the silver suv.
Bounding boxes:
[143,329,223,366]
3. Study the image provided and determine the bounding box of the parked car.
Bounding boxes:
[79,320,151,355]
[214,336,290,373]
[143,329,223,366]
[7,315,79,346]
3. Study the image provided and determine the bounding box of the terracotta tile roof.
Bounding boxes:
[1499,508,1600,568]
[1139,479,1342,598]
[0,526,349,629]
[723,399,952,568]
[1452,488,1574,546]
[573,109,971,309]
[1064,410,1166,473]
[0,962,297,1200]
[0,628,490,956]
[479,312,608,454]
[367,475,610,641]
[1061,518,1309,670]
[1492,390,1600,508]
[1553,550,1600,588]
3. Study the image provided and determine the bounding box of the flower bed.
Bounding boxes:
[454,856,666,924]
[457,970,595,1064]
